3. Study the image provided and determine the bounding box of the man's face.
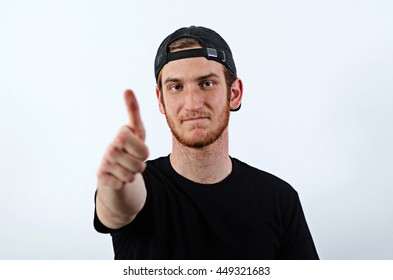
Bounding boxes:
[157,57,231,149]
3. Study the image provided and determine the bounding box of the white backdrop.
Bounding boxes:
[1,0,392,259]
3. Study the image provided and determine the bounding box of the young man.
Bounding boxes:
[94,26,319,260]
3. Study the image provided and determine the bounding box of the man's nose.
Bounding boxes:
[184,86,204,111]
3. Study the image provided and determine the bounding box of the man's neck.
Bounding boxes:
[169,130,232,184]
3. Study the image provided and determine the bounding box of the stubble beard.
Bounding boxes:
[164,102,230,149]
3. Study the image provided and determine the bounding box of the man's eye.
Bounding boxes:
[169,84,182,91]
[202,81,214,87]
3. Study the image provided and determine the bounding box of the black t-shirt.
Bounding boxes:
[94,156,318,260]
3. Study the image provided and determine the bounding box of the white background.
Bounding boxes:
[1,0,392,259]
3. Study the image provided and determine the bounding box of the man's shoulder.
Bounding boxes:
[146,155,169,164]
[145,155,170,171]
[231,157,297,194]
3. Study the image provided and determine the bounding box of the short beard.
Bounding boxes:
[164,102,230,149]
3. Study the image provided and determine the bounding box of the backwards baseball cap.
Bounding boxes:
[154,26,240,111]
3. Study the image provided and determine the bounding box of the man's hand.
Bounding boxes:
[97,90,149,191]
[96,90,149,229]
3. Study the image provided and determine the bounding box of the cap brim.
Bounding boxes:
[230,104,241,112]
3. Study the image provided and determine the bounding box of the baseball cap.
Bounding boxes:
[154,26,240,111]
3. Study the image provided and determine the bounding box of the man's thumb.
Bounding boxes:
[124,89,146,141]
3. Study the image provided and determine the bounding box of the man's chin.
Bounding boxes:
[170,131,214,149]
[181,140,214,149]
[176,136,211,149]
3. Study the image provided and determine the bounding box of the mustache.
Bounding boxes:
[180,112,211,122]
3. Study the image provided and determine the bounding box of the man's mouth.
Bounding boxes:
[181,114,210,123]
[184,117,208,121]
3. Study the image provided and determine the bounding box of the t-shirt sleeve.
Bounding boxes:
[278,191,319,260]
[93,190,112,234]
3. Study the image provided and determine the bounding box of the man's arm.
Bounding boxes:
[96,89,149,229]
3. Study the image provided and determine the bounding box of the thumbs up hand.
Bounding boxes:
[97,90,149,191]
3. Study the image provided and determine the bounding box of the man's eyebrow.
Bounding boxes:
[196,73,220,81]
[163,77,181,85]
[163,73,220,85]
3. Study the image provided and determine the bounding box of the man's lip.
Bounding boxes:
[182,116,209,122]
[186,117,207,121]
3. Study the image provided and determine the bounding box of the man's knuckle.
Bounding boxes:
[115,134,126,147]
[97,168,105,178]
[107,146,119,158]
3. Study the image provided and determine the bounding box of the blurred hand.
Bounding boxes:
[97,89,149,191]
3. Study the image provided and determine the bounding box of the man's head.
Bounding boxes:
[154,26,240,112]
[154,26,243,149]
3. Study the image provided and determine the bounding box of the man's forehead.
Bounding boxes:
[161,56,225,81]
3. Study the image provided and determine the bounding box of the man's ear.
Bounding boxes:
[156,86,166,114]
[230,78,243,111]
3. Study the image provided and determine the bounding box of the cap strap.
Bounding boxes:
[167,48,226,63]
